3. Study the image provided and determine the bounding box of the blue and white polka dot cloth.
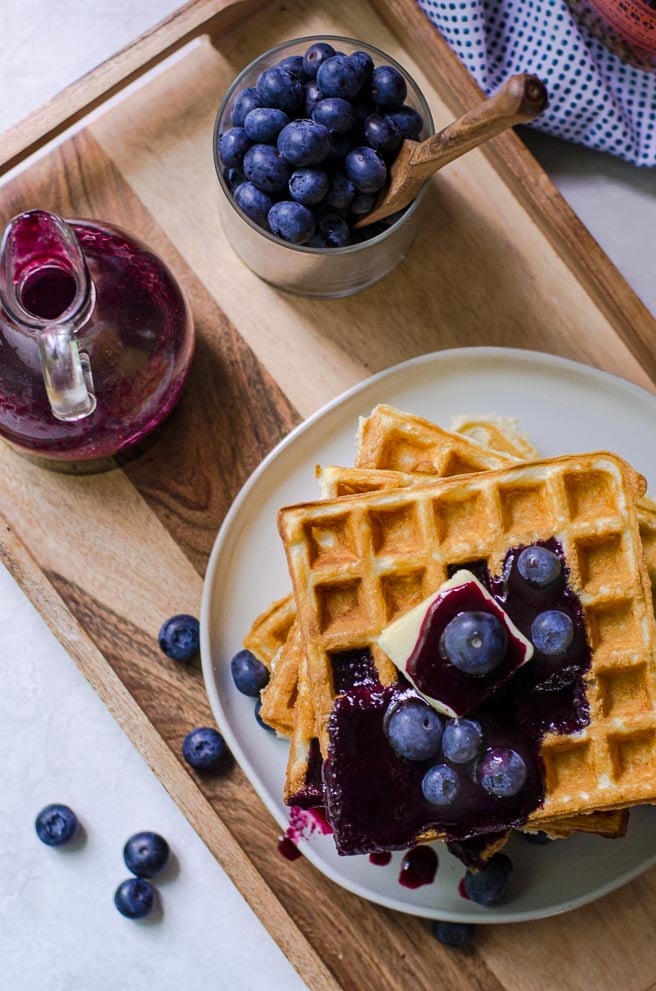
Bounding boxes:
[417,0,656,165]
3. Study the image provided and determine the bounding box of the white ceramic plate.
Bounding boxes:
[201,347,656,923]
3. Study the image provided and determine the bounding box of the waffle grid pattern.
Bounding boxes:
[279,452,656,823]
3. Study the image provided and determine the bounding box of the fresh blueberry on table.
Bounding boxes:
[531,610,574,656]
[123,831,170,878]
[462,853,513,906]
[371,64,407,109]
[386,698,443,760]
[316,211,351,247]
[478,747,527,797]
[288,167,330,205]
[316,54,364,100]
[350,50,374,83]
[268,200,316,244]
[302,42,336,79]
[243,106,288,143]
[312,96,356,133]
[114,877,156,919]
[158,614,200,663]
[324,172,356,211]
[517,545,562,588]
[255,700,275,733]
[441,611,508,676]
[256,66,304,116]
[277,54,307,80]
[218,127,251,169]
[350,191,376,215]
[304,80,324,116]
[345,146,388,192]
[182,727,227,770]
[243,144,291,192]
[234,182,274,227]
[442,718,483,763]
[363,113,402,152]
[431,920,475,948]
[232,86,261,127]
[422,764,459,805]
[388,104,423,139]
[277,119,332,167]
[231,648,270,695]
[35,803,78,846]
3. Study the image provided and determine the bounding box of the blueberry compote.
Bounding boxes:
[322,540,591,856]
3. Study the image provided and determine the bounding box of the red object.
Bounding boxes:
[585,0,656,55]
[277,835,302,861]
[369,851,392,866]
[398,846,438,889]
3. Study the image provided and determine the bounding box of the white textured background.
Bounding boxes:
[0,1,654,987]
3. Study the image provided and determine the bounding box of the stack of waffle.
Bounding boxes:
[244,405,656,861]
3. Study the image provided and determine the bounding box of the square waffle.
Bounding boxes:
[277,452,656,839]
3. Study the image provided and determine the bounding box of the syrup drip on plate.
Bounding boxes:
[398,846,438,889]
[277,805,333,860]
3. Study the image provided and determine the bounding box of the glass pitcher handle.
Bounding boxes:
[38,323,96,422]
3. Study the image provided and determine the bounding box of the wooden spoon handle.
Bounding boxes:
[409,74,548,174]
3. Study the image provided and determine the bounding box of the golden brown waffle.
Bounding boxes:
[278,452,656,834]
[522,808,629,840]
[451,412,541,460]
[258,622,299,737]
[243,594,296,669]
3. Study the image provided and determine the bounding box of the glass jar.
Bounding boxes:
[212,36,434,299]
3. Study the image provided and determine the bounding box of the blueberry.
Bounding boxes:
[182,727,227,769]
[345,146,387,193]
[231,648,270,695]
[386,698,443,761]
[431,920,475,947]
[303,42,336,80]
[223,167,246,191]
[422,764,459,805]
[268,200,316,244]
[350,50,374,84]
[517,545,562,588]
[531,611,574,656]
[325,172,356,210]
[316,211,351,248]
[442,719,483,763]
[312,97,356,134]
[288,167,329,205]
[277,119,332,167]
[244,144,291,192]
[243,107,288,143]
[353,94,377,122]
[158,614,200,663]
[232,86,261,127]
[350,191,376,216]
[371,64,407,110]
[123,831,170,878]
[325,131,354,165]
[255,699,275,733]
[316,55,364,100]
[234,181,274,227]
[35,804,78,846]
[218,127,251,169]
[520,829,553,844]
[441,611,508,677]
[463,853,513,906]
[256,67,304,116]
[304,80,324,116]
[478,748,527,797]
[114,878,156,919]
[277,54,307,80]
[363,113,403,153]
[388,105,424,139]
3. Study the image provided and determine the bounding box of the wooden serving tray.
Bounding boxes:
[2,2,656,989]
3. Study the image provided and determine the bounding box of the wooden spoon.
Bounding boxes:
[354,73,548,229]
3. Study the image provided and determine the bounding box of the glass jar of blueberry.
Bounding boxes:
[212,36,433,297]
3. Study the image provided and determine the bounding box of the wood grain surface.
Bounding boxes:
[2,1,656,990]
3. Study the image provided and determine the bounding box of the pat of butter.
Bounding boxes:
[377,569,533,717]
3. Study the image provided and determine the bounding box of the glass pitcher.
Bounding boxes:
[0,210,194,470]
